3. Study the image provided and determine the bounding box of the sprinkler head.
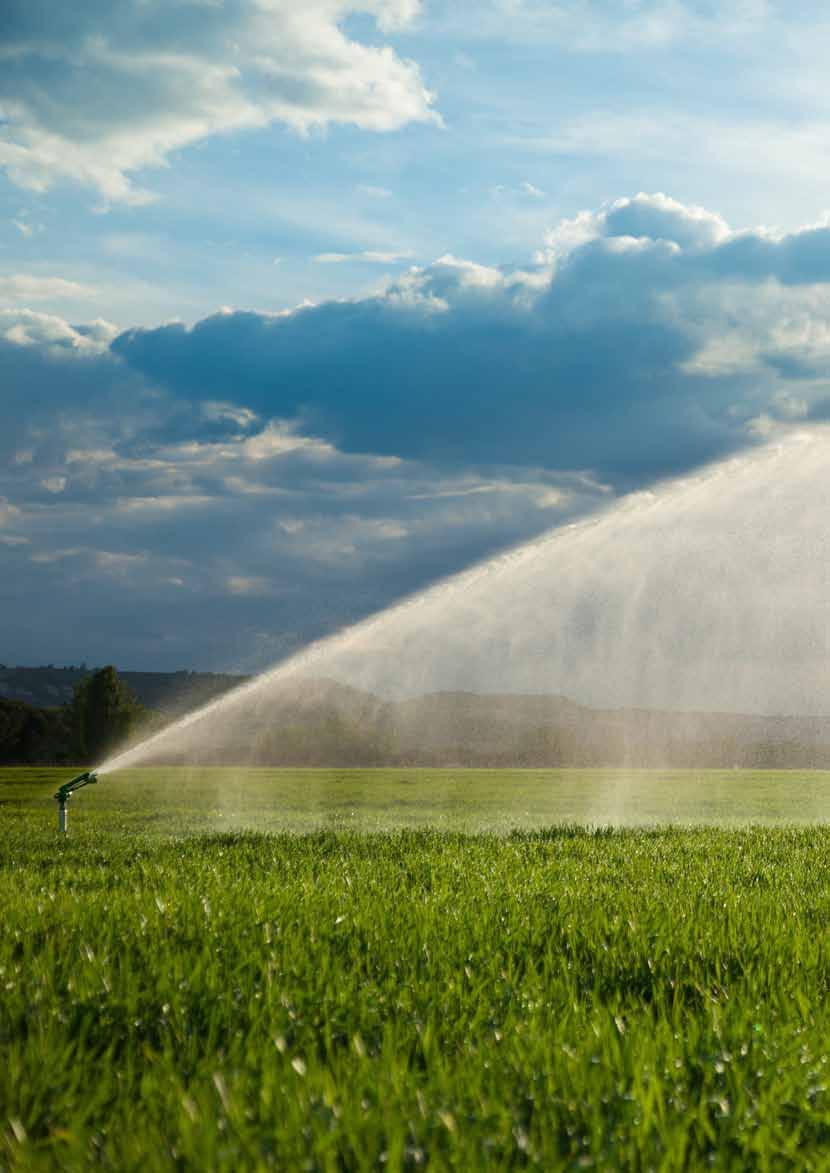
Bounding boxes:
[54,771,98,832]
[54,771,98,803]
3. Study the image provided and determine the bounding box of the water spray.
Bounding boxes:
[93,428,830,781]
[54,771,98,833]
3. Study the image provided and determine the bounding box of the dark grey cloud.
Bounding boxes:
[114,196,830,487]
[0,314,603,668]
[112,276,719,485]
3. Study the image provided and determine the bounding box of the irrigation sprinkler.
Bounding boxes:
[54,771,98,833]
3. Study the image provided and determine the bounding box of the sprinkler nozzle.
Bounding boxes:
[54,771,98,833]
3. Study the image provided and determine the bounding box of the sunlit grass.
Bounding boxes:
[6,765,830,835]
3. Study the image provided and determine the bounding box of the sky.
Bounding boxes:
[4,0,830,673]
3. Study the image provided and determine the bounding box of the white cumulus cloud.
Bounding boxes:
[0,0,438,203]
[0,308,117,351]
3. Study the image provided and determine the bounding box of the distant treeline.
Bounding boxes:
[0,667,148,765]
[0,664,245,714]
[5,668,830,768]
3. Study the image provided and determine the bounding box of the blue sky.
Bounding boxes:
[4,0,830,671]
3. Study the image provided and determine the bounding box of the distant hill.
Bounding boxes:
[5,666,830,767]
[383,690,830,769]
[106,674,830,769]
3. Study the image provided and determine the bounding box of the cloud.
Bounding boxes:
[0,276,96,305]
[40,476,67,494]
[492,182,547,203]
[313,250,413,264]
[437,1,807,52]
[110,194,830,487]
[0,498,21,527]
[603,192,729,249]
[357,185,394,199]
[0,308,118,350]
[10,192,830,668]
[0,305,605,667]
[227,575,272,597]
[541,193,729,259]
[0,0,438,203]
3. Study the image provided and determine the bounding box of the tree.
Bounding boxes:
[68,666,145,764]
[0,698,70,765]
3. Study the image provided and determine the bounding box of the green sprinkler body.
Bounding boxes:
[54,771,98,833]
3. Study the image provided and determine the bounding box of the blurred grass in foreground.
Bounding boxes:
[2,770,830,1169]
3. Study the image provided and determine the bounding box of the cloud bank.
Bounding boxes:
[113,194,830,485]
[7,193,830,668]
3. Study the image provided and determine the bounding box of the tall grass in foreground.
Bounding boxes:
[2,799,830,1166]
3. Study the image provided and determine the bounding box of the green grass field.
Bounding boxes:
[6,765,830,833]
[3,768,830,1170]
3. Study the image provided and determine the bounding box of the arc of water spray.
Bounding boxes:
[96,505,589,775]
[96,427,830,778]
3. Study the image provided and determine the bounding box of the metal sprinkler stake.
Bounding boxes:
[54,771,98,833]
